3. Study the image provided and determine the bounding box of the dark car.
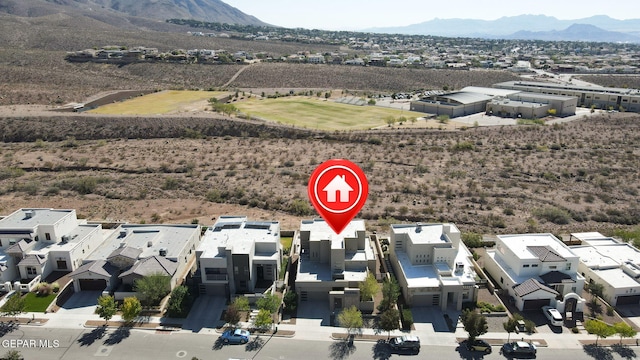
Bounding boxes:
[501,341,536,357]
[467,339,492,353]
[220,329,250,344]
[389,335,420,353]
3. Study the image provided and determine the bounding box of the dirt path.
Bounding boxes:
[222,63,254,88]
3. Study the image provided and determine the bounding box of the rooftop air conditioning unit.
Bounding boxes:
[159,248,167,257]
[61,235,69,243]
[24,210,35,219]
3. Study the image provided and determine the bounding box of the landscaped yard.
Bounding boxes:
[23,292,56,312]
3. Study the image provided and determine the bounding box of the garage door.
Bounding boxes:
[78,279,107,291]
[522,298,550,311]
[411,294,439,307]
[616,295,640,306]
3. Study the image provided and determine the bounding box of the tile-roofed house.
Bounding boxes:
[68,260,119,292]
[485,233,585,312]
[0,208,105,290]
[527,246,566,262]
[119,255,178,286]
[513,278,558,297]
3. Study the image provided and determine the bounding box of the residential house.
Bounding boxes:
[0,208,103,291]
[570,232,640,306]
[388,223,476,311]
[68,224,200,295]
[295,219,378,311]
[484,233,585,313]
[196,216,281,299]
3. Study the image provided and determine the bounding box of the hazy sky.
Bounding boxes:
[222,0,640,30]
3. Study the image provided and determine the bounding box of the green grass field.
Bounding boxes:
[88,90,226,115]
[234,97,426,130]
[23,292,56,312]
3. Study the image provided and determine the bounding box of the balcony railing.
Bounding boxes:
[205,274,228,281]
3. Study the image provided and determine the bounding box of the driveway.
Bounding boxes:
[411,306,455,333]
[182,295,226,333]
[44,291,102,328]
[296,300,331,327]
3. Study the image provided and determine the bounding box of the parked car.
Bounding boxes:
[220,329,250,344]
[467,339,492,353]
[389,335,420,353]
[542,306,563,327]
[501,341,537,357]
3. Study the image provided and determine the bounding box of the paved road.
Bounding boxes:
[1,326,637,360]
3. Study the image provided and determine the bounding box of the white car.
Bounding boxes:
[542,305,563,326]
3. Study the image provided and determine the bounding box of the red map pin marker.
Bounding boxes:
[308,159,368,234]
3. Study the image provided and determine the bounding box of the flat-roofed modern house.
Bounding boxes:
[388,223,476,311]
[0,208,103,291]
[570,232,640,306]
[296,219,378,311]
[196,216,281,299]
[68,224,201,294]
[484,233,585,312]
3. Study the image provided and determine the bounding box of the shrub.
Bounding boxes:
[533,206,572,225]
[401,308,413,330]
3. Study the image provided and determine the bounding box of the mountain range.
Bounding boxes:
[365,15,640,42]
[0,0,268,26]
[1,1,640,43]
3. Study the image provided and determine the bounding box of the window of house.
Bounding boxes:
[523,264,530,268]
[549,265,557,269]
[45,233,51,241]
[532,264,538,267]
[500,277,504,284]
[27,267,37,275]
[565,263,571,270]
[234,266,239,275]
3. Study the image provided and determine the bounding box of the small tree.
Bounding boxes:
[377,308,400,339]
[223,304,241,326]
[584,319,615,346]
[283,291,297,314]
[377,278,400,312]
[586,282,604,299]
[256,293,280,314]
[96,295,117,325]
[503,318,518,342]
[359,273,379,301]
[461,309,488,343]
[613,321,637,344]
[337,306,363,336]
[233,296,250,311]
[166,286,192,318]
[1,292,25,320]
[121,296,142,323]
[253,309,273,331]
[133,273,171,307]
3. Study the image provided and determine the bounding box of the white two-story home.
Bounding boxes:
[570,232,640,306]
[389,223,477,311]
[197,216,281,299]
[295,219,378,311]
[485,233,585,312]
[0,208,103,290]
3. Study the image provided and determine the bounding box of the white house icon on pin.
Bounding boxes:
[323,175,353,203]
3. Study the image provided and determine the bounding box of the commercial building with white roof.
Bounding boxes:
[485,233,585,312]
[389,223,476,311]
[570,232,640,306]
[196,216,281,298]
[0,208,103,290]
[295,219,378,311]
